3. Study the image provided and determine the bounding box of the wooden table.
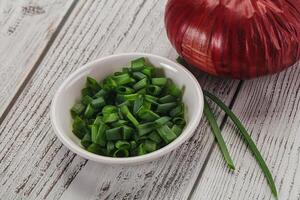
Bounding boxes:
[0,1,299,199]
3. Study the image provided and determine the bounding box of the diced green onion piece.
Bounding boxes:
[81,95,94,105]
[167,83,182,97]
[144,140,157,152]
[133,95,144,114]
[120,105,139,127]
[147,85,162,96]
[123,93,139,101]
[103,113,119,123]
[137,122,156,136]
[138,109,160,122]
[102,105,117,114]
[91,123,107,147]
[148,131,162,144]
[133,78,148,90]
[84,104,94,118]
[133,72,147,80]
[171,124,183,136]
[144,95,158,104]
[103,77,118,90]
[71,103,85,117]
[117,86,135,94]
[72,116,88,139]
[91,97,105,109]
[86,76,101,92]
[131,57,145,71]
[137,144,147,155]
[94,89,107,98]
[170,103,184,117]
[113,73,132,85]
[130,141,137,149]
[106,127,122,141]
[111,120,128,127]
[159,95,176,103]
[152,78,167,86]
[87,143,106,155]
[172,117,186,126]
[81,87,93,97]
[157,125,177,144]
[81,133,92,148]
[137,88,147,94]
[122,125,133,139]
[155,116,171,127]
[113,149,129,157]
[115,140,130,150]
[142,66,154,77]
[107,141,115,154]
[156,102,177,113]
[93,116,103,125]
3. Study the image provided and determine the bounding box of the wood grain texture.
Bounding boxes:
[0,0,75,119]
[191,63,300,200]
[0,0,240,199]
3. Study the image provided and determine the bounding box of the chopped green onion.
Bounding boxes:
[84,104,94,118]
[155,116,171,127]
[148,131,162,143]
[91,97,105,109]
[117,86,134,94]
[157,125,177,144]
[81,95,93,105]
[133,72,147,80]
[102,105,117,114]
[71,103,85,117]
[106,127,122,141]
[138,109,160,122]
[103,113,119,123]
[167,83,182,97]
[115,140,130,150]
[131,57,145,71]
[144,140,157,152]
[152,78,167,86]
[113,149,129,157]
[86,76,101,92]
[81,133,92,148]
[170,103,184,117]
[172,117,186,126]
[113,73,132,85]
[156,102,177,113]
[133,78,148,90]
[159,95,176,103]
[137,144,147,155]
[137,122,156,136]
[87,143,106,155]
[171,124,183,136]
[147,85,162,96]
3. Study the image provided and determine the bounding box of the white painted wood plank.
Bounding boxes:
[0,0,75,118]
[0,0,240,199]
[191,63,300,200]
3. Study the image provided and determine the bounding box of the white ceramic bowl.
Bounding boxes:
[51,53,203,165]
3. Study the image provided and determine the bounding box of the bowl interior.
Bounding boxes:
[51,53,203,163]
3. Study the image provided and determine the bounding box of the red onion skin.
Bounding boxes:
[165,0,300,79]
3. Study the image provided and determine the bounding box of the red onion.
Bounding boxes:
[165,0,300,79]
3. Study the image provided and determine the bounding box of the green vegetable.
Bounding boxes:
[70,57,186,157]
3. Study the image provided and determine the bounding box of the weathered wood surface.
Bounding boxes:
[0,0,240,199]
[0,0,76,120]
[0,0,299,200]
[191,63,300,200]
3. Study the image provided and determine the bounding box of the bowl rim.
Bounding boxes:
[50,52,204,164]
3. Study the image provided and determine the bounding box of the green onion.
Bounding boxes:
[144,140,157,152]
[152,78,167,86]
[131,57,145,71]
[147,85,162,96]
[156,102,177,113]
[159,95,176,103]
[204,90,277,197]
[106,127,122,141]
[133,78,148,90]
[148,131,162,143]
[81,134,92,148]
[157,125,177,144]
[91,97,105,109]
[203,99,235,170]
[84,104,94,118]
[113,149,129,157]
[71,57,186,158]
[71,103,85,117]
[137,144,147,155]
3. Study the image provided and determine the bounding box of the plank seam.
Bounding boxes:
[187,80,244,200]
